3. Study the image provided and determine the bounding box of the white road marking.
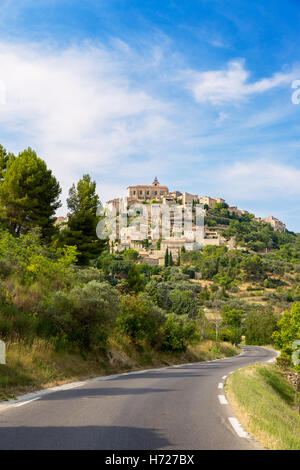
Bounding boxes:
[222,375,227,379]
[228,417,249,438]
[218,395,228,405]
[15,397,41,407]
[59,383,85,390]
[218,383,224,389]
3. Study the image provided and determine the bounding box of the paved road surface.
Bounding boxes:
[0,346,276,449]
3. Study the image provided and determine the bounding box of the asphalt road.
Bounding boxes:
[0,346,276,450]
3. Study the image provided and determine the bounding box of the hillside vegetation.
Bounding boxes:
[0,144,299,399]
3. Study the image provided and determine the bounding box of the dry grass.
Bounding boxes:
[2,280,44,313]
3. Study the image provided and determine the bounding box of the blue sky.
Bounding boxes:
[0,0,300,231]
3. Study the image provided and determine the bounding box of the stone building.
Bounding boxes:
[227,206,248,217]
[181,192,198,205]
[126,177,169,201]
[105,178,287,255]
[262,215,286,232]
[199,196,221,208]
[106,198,120,212]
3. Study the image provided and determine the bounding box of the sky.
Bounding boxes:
[0,0,300,231]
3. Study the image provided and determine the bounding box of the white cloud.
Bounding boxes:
[216,159,300,199]
[0,39,299,230]
[0,41,172,209]
[183,60,296,105]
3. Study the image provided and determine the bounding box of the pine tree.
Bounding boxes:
[169,250,174,266]
[0,147,61,240]
[60,174,107,264]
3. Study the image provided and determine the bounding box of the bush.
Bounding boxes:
[159,314,198,352]
[0,258,13,278]
[245,309,277,345]
[40,281,119,350]
[272,302,300,362]
[126,264,145,293]
[72,266,105,284]
[122,249,139,261]
[116,294,163,344]
[219,326,242,345]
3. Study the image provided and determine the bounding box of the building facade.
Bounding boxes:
[126,177,169,201]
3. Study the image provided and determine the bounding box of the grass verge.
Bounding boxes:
[0,338,239,402]
[226,363,300,450]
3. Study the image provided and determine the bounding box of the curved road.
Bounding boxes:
[0,346,276,450]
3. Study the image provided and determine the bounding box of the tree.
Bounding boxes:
[60,174,106,264]
[241,254,264,280]
[170,289,199,318]
[122,249,139,261]
[220,305,244,345]
[245,309,277,345]
[43,280,119,350]
[0,148,61,240]
[221,305,243,328]
[116,295,161,344]
[169,250,174,266]
[219,326,242,346]
[126,264,145,294]
[0,144,14,182]
[160,314,198,352]
[165,248,169,267]
[272,302,300,359]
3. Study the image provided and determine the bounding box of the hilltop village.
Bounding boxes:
[102,178,286,266]
[56,177,286,266]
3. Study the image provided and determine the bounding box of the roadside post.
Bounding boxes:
[0,340,5,365]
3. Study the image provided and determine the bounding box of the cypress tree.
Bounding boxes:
[164,247,169,267]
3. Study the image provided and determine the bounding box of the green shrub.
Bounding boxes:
[116,294,163,344]
[272,302,300,365]
[245,309,277,345]
[159,314,198,352]
[40,280,119,350]
[219,326,242,345]
[72,266,105,284]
